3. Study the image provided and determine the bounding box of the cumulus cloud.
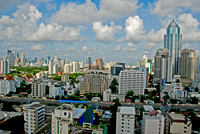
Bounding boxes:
[92,22,122,43]
[124,16,145,42]
[50,0,139,25]
[0,0,21,10]
[0,3,83,42]
[113,45,122,52]
[30,45,43,51]
[123,42,137,51]
[146,28,165,43]
[150,0,200,17]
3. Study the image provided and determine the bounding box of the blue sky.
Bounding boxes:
[0,0,200,65]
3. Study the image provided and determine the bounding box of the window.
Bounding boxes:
[64,112,67,116]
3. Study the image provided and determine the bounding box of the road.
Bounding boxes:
[0,97,199,111]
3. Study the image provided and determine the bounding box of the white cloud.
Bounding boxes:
[0,3,84,42]
[151,0,200,17]
[0,0,21,10]
[113,45,122,52]
[92,22,122,43]
[123,42,137,51]
[30,45,43,51]
[50,0,139,25]
[146,28,165,43]
[124,16,145,42]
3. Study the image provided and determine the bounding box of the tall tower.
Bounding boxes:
[164,20,182,82]
[96,58,104,70]
[21,53,25,67]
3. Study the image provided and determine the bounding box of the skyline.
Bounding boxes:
[0,0,200,65]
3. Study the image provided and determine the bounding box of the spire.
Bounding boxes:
[168,19,179,28]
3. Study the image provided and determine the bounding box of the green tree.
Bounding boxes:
[185,86,190,92]
[126,90,134,98]
[55,95,60,100]
[144,89,149,94]
[109,78,118,93]
[195,87,199,92]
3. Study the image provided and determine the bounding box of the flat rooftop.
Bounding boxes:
[118,106,135,115]
[166,113,185,122]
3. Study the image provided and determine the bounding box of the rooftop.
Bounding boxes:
[73,108,86,119]
[118,106,135,115]
[168,20,179,28]
[166,112,185,122]
[143,105,154,112]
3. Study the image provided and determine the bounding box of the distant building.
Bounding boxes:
[165,113,191,134]
[83,70,109,93]
[116,62,125,69]
[23,102,45,134]
[21,53,25,67]
[192,72,200,89]
[116,106,135,134]
[96,58,104,70]
[61,74,69,82]
[31,81,46,98]
[119,70,145,95]
[0,58,10,74]
[48,60,53,75]
[179,49,198,80]
[111,65,123,75]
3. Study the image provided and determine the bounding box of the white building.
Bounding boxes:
[142,110,164,134]
[72,61,80,73]
[23,102,45,134]
[103,89,112,102]
[119,70,144,95]
[53,64,58,74]
[31,81,46,98]
[0,76,16,95]
[51,104,86,134]
[116,106,135,134]
[64,64,72,74]
[110,94,125,102]
[0,58,10,74]
[49,85,64,98]
[48,60,53,75]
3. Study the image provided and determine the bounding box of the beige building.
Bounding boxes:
[165,112,192,134]
[83,70,109,93]
[52,104,75,134]
[96,58,104,70]
[179,49,198,80]
[23,102,45,134]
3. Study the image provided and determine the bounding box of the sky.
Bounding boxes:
[0,0,200,65]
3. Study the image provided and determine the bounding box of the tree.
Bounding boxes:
[55,95,60,100]
[6,91,13,97]
[144,89,149,94]
[195,87,199,92]
[185,86,190,92]
[109,78,118,93]
[126,90,134,98]
[61,95,66,100]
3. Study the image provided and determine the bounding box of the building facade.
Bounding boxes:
[31,81,46,98]
[116,106,135,134]
[119,70,144,95]
[96,58,104,70]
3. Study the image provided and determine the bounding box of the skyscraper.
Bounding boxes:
[21,53,26,67]
[48,60,53,75]
[179,49,198,80]
[164,20,182,82]
[6,50,12,58]
[96,58,104,70]
[86,57,91,65]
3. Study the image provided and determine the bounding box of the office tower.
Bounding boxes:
[86,57,91,65]
[164,20,182,82]
[21,53,26,67]
[179,49,198,80]
[111,65,123,75]
[48,60,53,75]
[119,70,144,95]
[84,70,109,93]
[23,102,45,134]
[53,64,58,74]
[116,62,125,69]
[8,52,15,66]
[14,52,19,59]
[51,104,75,134]
[153,48,169,86]
[46,56,50,64]
[142,110,164,134]
[6,50,12,58]
[31,81,46,98]
[116,106,135,134]
[165,113,191,134]
[14,57,19,66]
[96,58,104,70]
[0,58,10,74]
[72,61,80,73]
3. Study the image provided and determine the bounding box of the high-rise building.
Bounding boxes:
[153,48,169,86]
[21,53,26,67]
[164,20,182,82]
[86,57,91,65]
[0,58,10,74]
[72,61,80,73]
[31,81,46,98]
[116,106,135,134]
[134,67,149,89]
[119,70,144,95]
[64,63,73,73]
[23,102,45,134]
[48,60,53,75]
[179,49,198,80]
[96,58,104,70]
[14,57,19,66]
[6,50,12,58]
[8,52,15,67]
[111,65,124,75]
[116,62,125,69]
[53,64,58,74]
[84,70,109,93]
[14,52,19,59]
